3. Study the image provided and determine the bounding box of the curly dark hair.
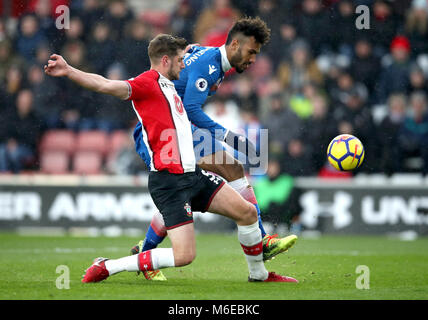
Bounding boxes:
[226,17,271,46]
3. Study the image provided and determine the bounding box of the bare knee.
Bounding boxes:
[237,202,258,226]
[173,249,196,267]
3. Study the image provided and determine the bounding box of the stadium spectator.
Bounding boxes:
[107,129,146,175]
[59,40,96,130]
[87,22,116,75]
[332,80,378,172]
[28,63,63,128]
[391,0,414,19]
[63,16,86,42]
[253,156,303,234]
[15,14,48,61]
[404,0,428,57]
[268,19,298,70]
[378,93,408,175]
[91,63,135,132]
[277,39,323,93]
[282,137,315,176]
[370,0,399,56]
[74,0,106,36]
[296,0,332,56]
[231,0,259,17]
[0,39,25,84]
[2,65,25,108]
[262,93,303,157]
[231,75,259,115]
[349,38,381,99]
[397,91,428,173]
[407,63,428,96]
[330,0,357,56]
[257,77,283,121]
[33,0,59,48]
[257,0,282,49]
[170,0,198,42]
[203,95,242,134]
[193,0,240,44]
[0,89,43,172]
[329,70,368,109]
[117,19,151,78]
[34,41,51,67]
[248,54,274,95]
[377,35,412,104]
[304,94,337,173]
[288,82,319,120]
[104,0,134,40]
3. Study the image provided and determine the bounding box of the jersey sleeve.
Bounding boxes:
[125,74,151,100]
[182,70,227,141]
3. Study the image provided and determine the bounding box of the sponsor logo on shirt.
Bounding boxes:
[208,64,217,75]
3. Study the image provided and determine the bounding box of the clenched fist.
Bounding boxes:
[44,54,69,77]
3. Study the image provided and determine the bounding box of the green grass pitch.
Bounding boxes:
[0,233,427,300]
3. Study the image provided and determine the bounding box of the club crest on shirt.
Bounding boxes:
[173,94,184,115]
[184,203,192,217]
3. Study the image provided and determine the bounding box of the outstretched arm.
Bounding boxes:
[44,54,129,100]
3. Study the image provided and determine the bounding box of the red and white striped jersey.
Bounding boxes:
[126,70,196,174]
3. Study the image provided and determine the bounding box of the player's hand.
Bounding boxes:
[44,54,69,77]
[224,130,258,163]
[185,43,200,54]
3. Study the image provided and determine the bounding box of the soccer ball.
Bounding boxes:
[327,134,365,171]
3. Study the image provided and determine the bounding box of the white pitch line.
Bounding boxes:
[0,247,127,254]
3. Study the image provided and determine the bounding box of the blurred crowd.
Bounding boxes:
[1,0,428,176]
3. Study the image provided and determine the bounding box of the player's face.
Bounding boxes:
[168,49,185,81]
[230,36,261,73]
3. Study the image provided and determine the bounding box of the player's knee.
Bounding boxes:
[173,249,196,267]
[239,202,258,225]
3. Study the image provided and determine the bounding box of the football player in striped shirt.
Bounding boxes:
[45,34,298,283]
[132,17,298,281]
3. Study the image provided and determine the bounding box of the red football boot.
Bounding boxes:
[249,272,298,283]
[82,257,110,283]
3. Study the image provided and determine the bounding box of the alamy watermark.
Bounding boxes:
[55,265,70,289]
[355,5,370,30]
[157,128,269,175]
[55,5,70,30]
[355,265,370,290]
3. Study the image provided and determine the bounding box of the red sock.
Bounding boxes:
[240,242,263,256]
[138,250,153,271]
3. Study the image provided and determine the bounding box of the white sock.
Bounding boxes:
[237,222,268,280]
[228,177,249,193]
[151,248,175,269]
[104,255,139,275]
[104,248,175,275]
[229,177,258,205]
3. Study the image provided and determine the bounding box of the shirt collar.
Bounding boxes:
[157,71,174,85]
[219,45,232,73]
